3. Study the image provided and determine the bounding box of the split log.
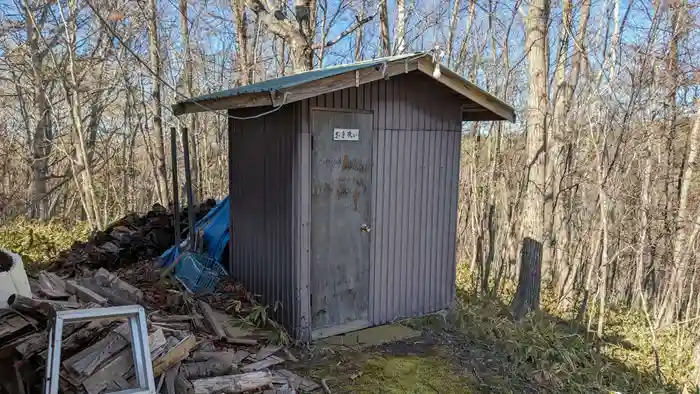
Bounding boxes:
[190,350,249,365]
[151,314,203,322]
[181,359,237,379]
[250,346,282,362]
[0,314,36,340]
[223,337,258,346]
[7,294,79,318]
[162,362,181,394]
[232,350,252,364]
[198,300,226,339]
[282,348,298,363]
[192,371,272,394]
[175,373,195,394]
[152,334,197,376]
[65,280,108,305]
[94,268,143,303]
[240,356,284,372]
[64,323,131,376]
[263,384,296,394]
[80,278,133,306]
[37,272,69,299]
[82,329,166,394]
[38,320,111,360]
[274,370,320,392]
[15,322,86,358]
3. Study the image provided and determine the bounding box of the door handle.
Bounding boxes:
[360,224,371,233]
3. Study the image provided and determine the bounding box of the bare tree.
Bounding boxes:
[147,0,170,205]
[511,0,550,318]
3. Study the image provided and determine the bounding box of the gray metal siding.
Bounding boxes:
[228,107,298,332]
[300,71,463,329]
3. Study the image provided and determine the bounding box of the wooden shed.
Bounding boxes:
[173,53,515,340]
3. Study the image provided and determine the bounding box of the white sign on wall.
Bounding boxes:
[333,128,359,141]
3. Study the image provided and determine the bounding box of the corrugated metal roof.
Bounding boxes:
[186,53,423,103]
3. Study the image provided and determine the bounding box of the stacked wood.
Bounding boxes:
[47,200,217,273]
[0,265,315,394]
[0,199,315,393]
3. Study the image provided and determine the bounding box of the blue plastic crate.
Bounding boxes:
[174,251,227,294]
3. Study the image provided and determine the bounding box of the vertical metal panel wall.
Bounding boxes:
[298,71,464,330]
[228,106,299,333]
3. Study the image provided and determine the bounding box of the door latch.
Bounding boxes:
[360,224,371,233]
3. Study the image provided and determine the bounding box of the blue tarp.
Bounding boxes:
[159,197,230,269]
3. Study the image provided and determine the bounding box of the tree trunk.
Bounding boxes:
[232,0,252,85]
[518,0,549,309]
[378,0,391,56]
[445,0,462,67]
[179,0,199,204]
[511,237,543,319]
[26,4,51,220]
[634,153,652,309]
[147,0,170,206]
[395,0,406,54]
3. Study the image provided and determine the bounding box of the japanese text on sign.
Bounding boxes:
[333,128,359,141]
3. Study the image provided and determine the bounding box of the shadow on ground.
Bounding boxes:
[291,293,686,393]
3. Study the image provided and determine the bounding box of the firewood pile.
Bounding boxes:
[0,204,320,394]
[47,200,217,273]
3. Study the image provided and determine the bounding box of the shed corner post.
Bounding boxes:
[227,113,235,274]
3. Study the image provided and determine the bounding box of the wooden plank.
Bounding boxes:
[93,268,144,303]
[151,314,203,322]
[181,359,237,379]
[65,280,108,305]
[191,371,272,394]
[80,278,133,306]
[197,300,226,339]
[82,329,166,394]
[285,62,418,107]
[274,369,320,392]
[416,57,515,122]
[174,60,419,117]
[173,92,273,115]
[175,372,195,394]
[64,322,131,377]
[0,315,34,339]
[263,385,296,394]
[191,351,244,365]
[162,362,181,394]
[249,346,281,362]
[38,320,109,360]
[37,271,68,298]
[152,334,197,376]
[240,356,284,372]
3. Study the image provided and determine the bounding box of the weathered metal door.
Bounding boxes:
[310,109,373,338]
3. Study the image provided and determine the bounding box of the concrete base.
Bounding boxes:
[316,323,421,348]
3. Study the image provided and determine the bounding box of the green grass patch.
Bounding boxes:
[347,355,469,393]
[0,218,90,272]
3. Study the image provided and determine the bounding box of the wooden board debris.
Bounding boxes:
[191,371,273,394]
[198,300,226,339]
[152,334,197,376]
[37,271,69,299]
[65,280,108,305]
[82,329,166,394]
[250,346,282,362]
[64,323,131,376]
[241,356,284,372]
[181,359,237,379]
[274,369,321,392]
[94,268,144,303]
